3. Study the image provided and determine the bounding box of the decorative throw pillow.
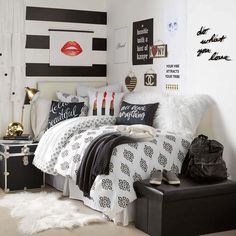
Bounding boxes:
[76,83,122,96]
[56,91,88,104]
[116,101,159,126]
[31,98,52,140]
[48,101,85,128]
[157,94,212,135]
[56,91,89,114]
[123,91,167,128]
[88,91,124,116]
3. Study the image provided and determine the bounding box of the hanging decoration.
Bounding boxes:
[132,18,153,65]
[114,26,128,64]
[168,19,178,33]
[49,29,93,66]
[149,44,168,58]
[144,68,157,86]
[125,70,137,92]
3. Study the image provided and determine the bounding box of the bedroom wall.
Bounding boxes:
[107,0,236,179]
[186,0,236,179]
[4,0,108,135]
[107,0,187,94]
[25,0,107,88]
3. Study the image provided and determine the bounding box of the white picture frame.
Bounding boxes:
[114,27,128,64]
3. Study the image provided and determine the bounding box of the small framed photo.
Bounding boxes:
[149,44,168,58]
[144,73,157,86]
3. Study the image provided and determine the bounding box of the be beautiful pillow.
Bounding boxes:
[116,101,159,126]
[56,91,89,115]
[48,101,85,128]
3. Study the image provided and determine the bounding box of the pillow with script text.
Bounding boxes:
[116,101,159,126]
[48,101,85,128]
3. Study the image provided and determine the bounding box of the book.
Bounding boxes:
[3,134,32,141]
[0,139,34,144]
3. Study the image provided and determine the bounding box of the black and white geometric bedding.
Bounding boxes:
[33,116,192,219]
[33,116,116,174]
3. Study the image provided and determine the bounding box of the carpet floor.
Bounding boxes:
[0,187,235,236]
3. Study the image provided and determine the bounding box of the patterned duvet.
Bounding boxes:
[33,116,192,219]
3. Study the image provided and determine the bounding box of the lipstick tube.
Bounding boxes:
[109,92,115,116]
[93,92,98,116]
[102,91,107,115]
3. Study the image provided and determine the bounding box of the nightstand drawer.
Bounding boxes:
[0,143,45,192]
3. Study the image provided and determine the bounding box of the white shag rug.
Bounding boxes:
[0,192,105,234]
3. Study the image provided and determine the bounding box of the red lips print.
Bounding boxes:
[61,41,83,56]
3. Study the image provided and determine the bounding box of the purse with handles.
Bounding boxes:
[181,134,228,181]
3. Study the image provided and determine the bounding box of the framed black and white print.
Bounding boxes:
[114,27,128,64]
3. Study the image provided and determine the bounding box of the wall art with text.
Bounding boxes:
[132,18,153,65]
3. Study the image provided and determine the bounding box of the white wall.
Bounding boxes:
[0,0,108,137]
[107,0,187,94]
[108,0,236,179]
[25,0,108,88]
[187,0,236,179]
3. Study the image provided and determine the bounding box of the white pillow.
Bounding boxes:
[76,83,122,96]
[157,94,212,135]
[31,98,51,140]
[123,91,166,128]
[56,91,88,104]
[88,91,124,116]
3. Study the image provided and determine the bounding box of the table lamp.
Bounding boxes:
[6,87,40,136]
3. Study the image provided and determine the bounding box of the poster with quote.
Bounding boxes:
[132,18,153,65]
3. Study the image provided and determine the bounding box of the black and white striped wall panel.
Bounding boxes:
[25,0,107,86]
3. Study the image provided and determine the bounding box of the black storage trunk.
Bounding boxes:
[0,142,45,192]
[134,178,236,236]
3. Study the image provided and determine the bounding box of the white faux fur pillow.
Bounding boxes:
[157,95,212,135]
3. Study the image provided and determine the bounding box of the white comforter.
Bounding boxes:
[34,116,192,219]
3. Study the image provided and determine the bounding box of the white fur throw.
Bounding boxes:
[123,92,212,135]
[0,192,105,234]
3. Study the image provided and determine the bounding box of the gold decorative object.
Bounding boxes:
[6,122,24,136]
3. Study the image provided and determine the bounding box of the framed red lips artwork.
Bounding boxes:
[49,29,93,66]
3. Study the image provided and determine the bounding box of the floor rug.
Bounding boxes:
[0,191,105,234]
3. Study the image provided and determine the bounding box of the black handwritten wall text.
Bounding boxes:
[196,26,231,61]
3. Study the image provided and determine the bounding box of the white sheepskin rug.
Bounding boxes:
[0,191,105,234]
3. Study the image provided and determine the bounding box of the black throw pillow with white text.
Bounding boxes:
[116,101,159,126]
[48,101,85,128]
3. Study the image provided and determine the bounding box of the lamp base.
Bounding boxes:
[6,122,24,136]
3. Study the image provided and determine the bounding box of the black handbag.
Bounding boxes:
[181,134,228,181]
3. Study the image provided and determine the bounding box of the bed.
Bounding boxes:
[32,81,210,225]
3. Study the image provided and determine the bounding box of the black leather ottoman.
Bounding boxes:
[134,178,236,236]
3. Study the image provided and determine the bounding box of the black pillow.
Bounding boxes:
[48,101,85,128]
[116,101,159,126]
